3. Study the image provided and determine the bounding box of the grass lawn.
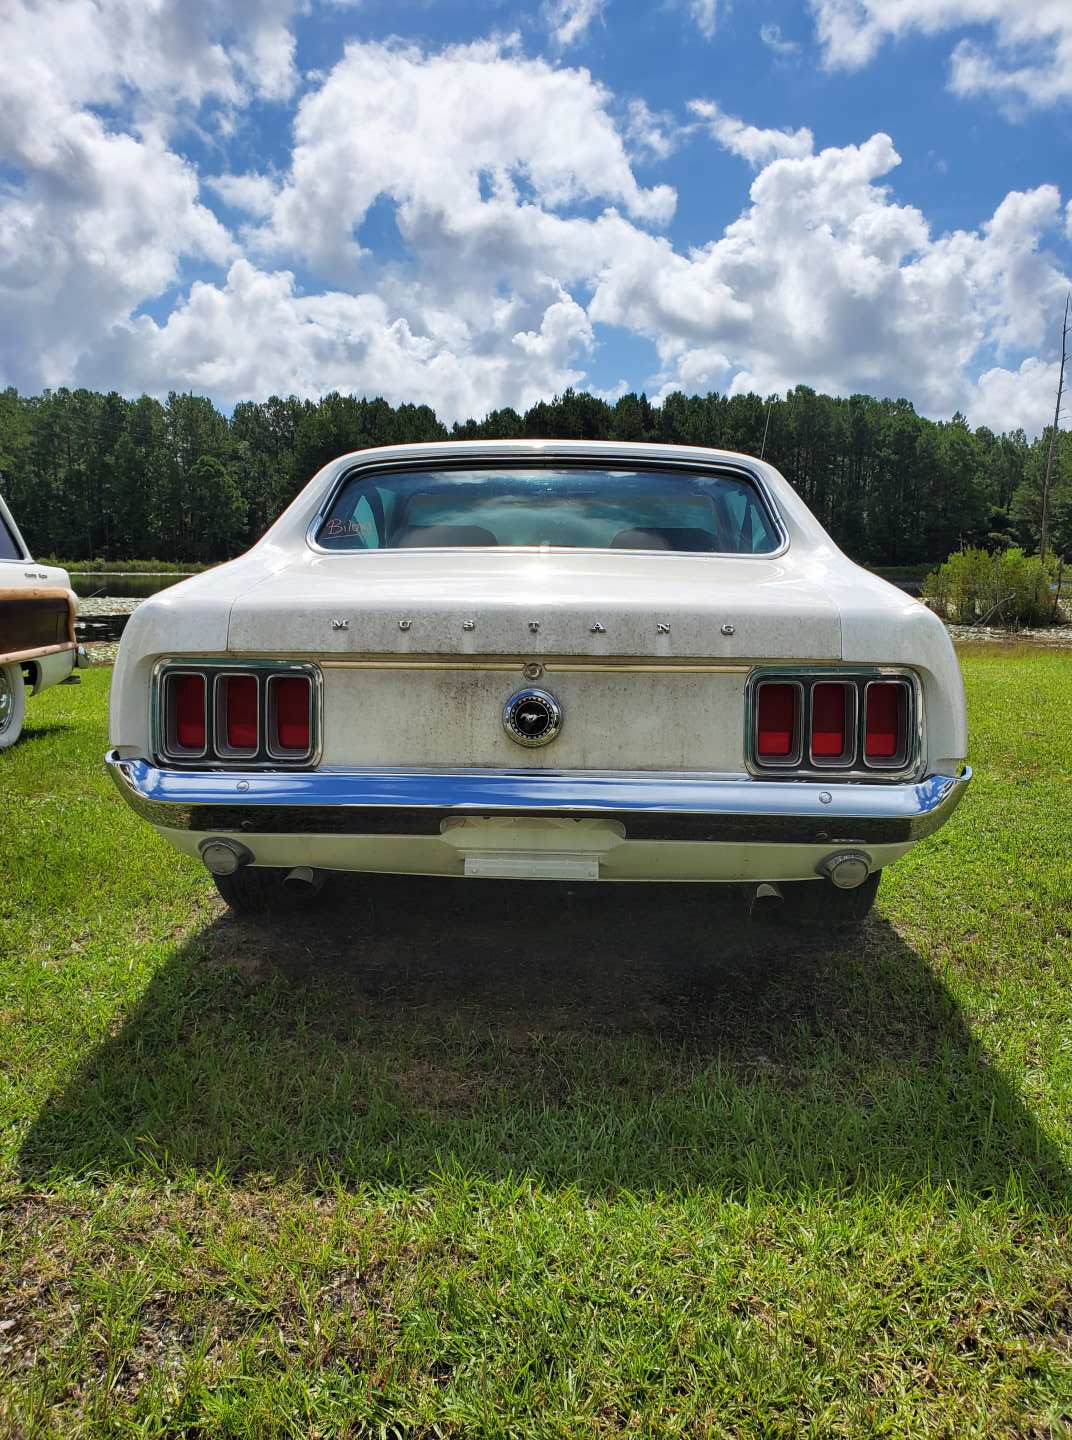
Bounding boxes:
[1,654,1070,1437]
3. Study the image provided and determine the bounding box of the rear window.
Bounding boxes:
[316,465,781,555]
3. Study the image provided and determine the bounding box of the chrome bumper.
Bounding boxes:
[105,752,970,847]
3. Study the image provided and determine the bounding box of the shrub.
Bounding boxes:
[924,547,1063,626]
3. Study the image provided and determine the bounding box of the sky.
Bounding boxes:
[1,0,1071,434]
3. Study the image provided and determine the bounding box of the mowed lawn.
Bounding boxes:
[0,653,1070,1438]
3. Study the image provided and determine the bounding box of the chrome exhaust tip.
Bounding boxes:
[283,865,325,894]
[198,837,253,877]
[818,850,873,890]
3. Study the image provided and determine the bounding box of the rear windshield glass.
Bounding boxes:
[316,466,781,554]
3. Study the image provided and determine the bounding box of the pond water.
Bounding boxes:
[69,572,194,599]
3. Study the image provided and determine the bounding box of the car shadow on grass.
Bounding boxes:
[18,875,1071,1204]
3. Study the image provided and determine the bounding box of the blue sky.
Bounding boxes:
[1,0,1070,432]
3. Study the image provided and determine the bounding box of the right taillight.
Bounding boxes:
[864,680,910,767]
[751,672,915,775]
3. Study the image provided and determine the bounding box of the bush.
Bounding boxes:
[924,548,1063,626]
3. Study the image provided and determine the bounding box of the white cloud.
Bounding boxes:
[590,133,1070,425]
[208,172,283,219]
[96,261,596,422]
[969,357,1060,436]
[688,100,814,167]
[0,0,302,129]
[0,0,313,394]
[809,0,1072,108]
[625,100,682,161]
[544,0,605,48]
[0,10,1068,437]
[759,23,800,57]
[250,38,676,280]
[687,0,723,40]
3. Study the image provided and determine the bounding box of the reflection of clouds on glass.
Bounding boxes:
[318,467,778,554]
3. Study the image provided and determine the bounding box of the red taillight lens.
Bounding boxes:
[272,676,311,753]
[223,674,258,750]
[756,682,798,758]
[865,682,904,760]
[811,682,850,759]
[173,674,205,751]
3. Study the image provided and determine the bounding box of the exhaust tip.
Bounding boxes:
[818,850,872,890]
[199,837,253,877]
[283,865,325,894]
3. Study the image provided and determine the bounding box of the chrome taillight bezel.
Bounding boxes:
[746,667,922,781]
[152,658,321,768]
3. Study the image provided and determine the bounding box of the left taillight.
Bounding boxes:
[158,665,317,765]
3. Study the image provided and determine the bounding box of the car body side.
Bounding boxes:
[0,492,83,745]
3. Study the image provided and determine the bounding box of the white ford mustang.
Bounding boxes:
[107,441,970,927]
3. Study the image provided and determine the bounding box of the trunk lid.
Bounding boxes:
[227,550,841,660]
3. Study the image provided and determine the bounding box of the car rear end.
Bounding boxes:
[106,442,970,922]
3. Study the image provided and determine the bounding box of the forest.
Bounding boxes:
[0,383,1067,567]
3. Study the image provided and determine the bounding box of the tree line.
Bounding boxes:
[0,383,1067,566]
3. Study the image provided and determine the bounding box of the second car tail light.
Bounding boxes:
[756,682,800,760]
[864,681,908,765]
[269,675,312,756]
[810,682,853,764]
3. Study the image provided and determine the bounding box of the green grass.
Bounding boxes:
[1,657,1070,1437]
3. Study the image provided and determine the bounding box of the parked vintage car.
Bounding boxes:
[0,492,86,748]
[107,441,970,926]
